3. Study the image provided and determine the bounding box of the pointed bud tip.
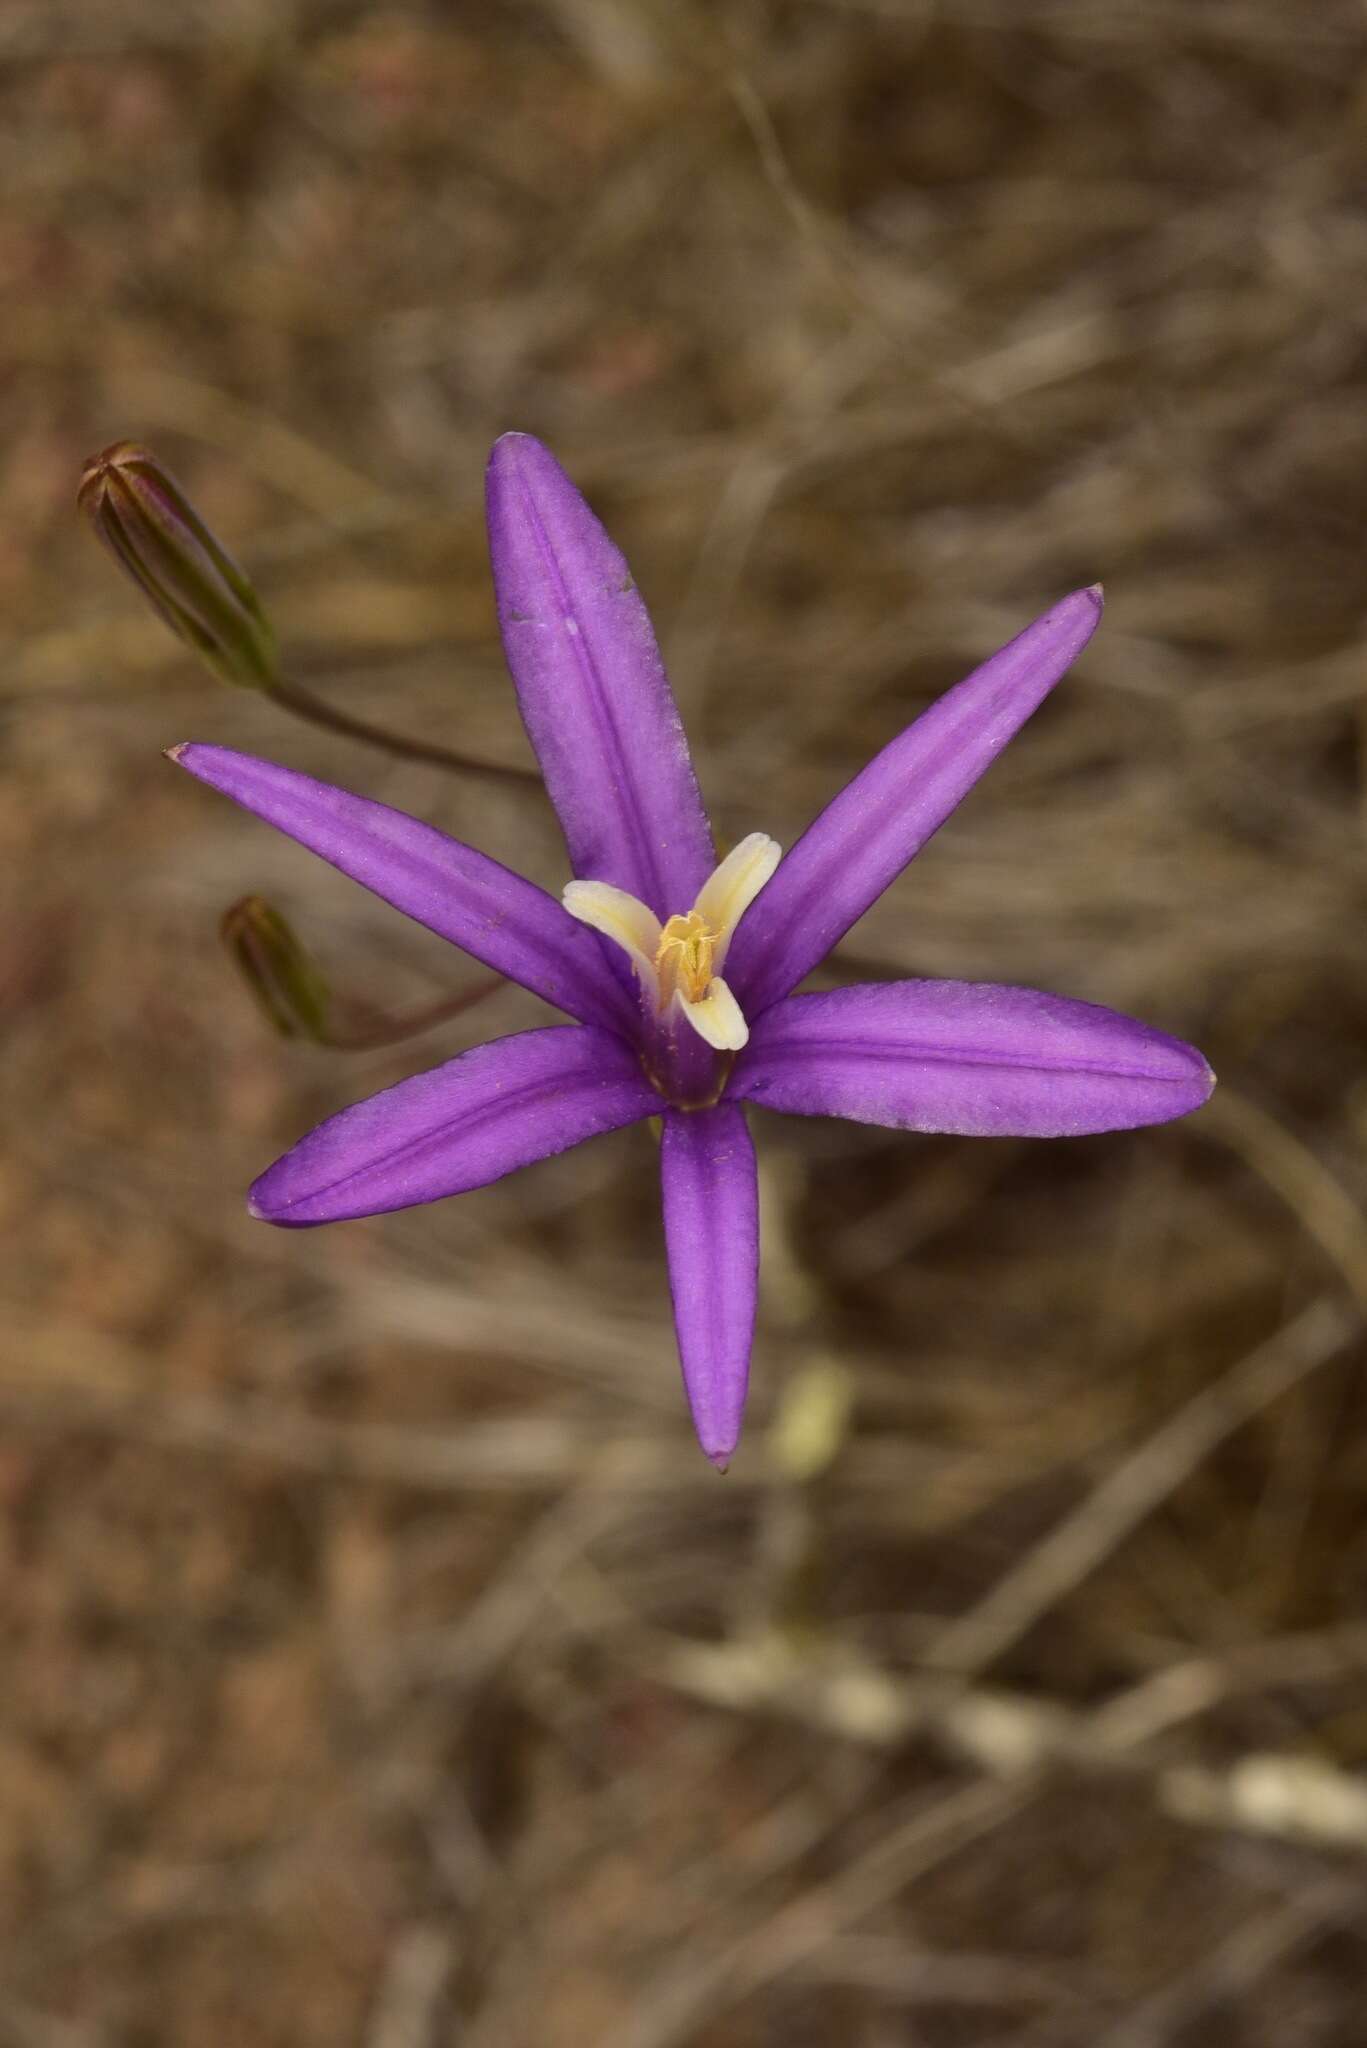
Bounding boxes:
[164,742,189,764]
[78,440,152,498]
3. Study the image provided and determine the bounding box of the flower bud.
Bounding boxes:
[221,896,333,1041]
[79,442,279,691]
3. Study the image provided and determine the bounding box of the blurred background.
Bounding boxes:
[4,0,1367,2041]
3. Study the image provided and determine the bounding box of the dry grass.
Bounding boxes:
[3,2,1367,2041]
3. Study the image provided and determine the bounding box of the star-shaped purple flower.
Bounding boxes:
[172,434,1213,1467]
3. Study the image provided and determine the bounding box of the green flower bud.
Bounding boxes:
[220,896,333,1041]
[79,442,279,691]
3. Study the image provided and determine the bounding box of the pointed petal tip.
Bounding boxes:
[487,430,553,477]
[248,1175,295,1226]
[1055,583,1103,636]
[166,739,221,778]
[1167,1042,1216,1111]
[1160,1048,1216,1124]
[706,1449,732,1475]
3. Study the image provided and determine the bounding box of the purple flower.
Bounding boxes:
[171,434,1214,1467]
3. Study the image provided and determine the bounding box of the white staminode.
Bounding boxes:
[563,833,781,1052]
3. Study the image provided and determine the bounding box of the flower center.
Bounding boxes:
[562,832,781,1055]
[656,910,716,1006]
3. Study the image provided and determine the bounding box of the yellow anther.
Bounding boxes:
[655,910,716,1006]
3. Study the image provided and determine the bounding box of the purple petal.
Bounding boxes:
[660,1104,760,1469]
[486,434,715,917]
[250,1025,659,1225]
[729,981,1214,1138]
[726,588,1104,1016]
[170,744,631,1033]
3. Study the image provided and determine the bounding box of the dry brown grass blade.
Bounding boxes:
[922,1299,1358,1679]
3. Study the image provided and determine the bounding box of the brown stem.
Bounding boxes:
[323,973,506,1051]
[271,674,541,788]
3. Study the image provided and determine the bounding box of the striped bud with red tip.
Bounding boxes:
[79,442,279,691]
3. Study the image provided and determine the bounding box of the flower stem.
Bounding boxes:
[272,673,541,787]
[323,974,506,1052]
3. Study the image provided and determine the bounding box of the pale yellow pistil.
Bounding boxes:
[563,833,781,1053]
